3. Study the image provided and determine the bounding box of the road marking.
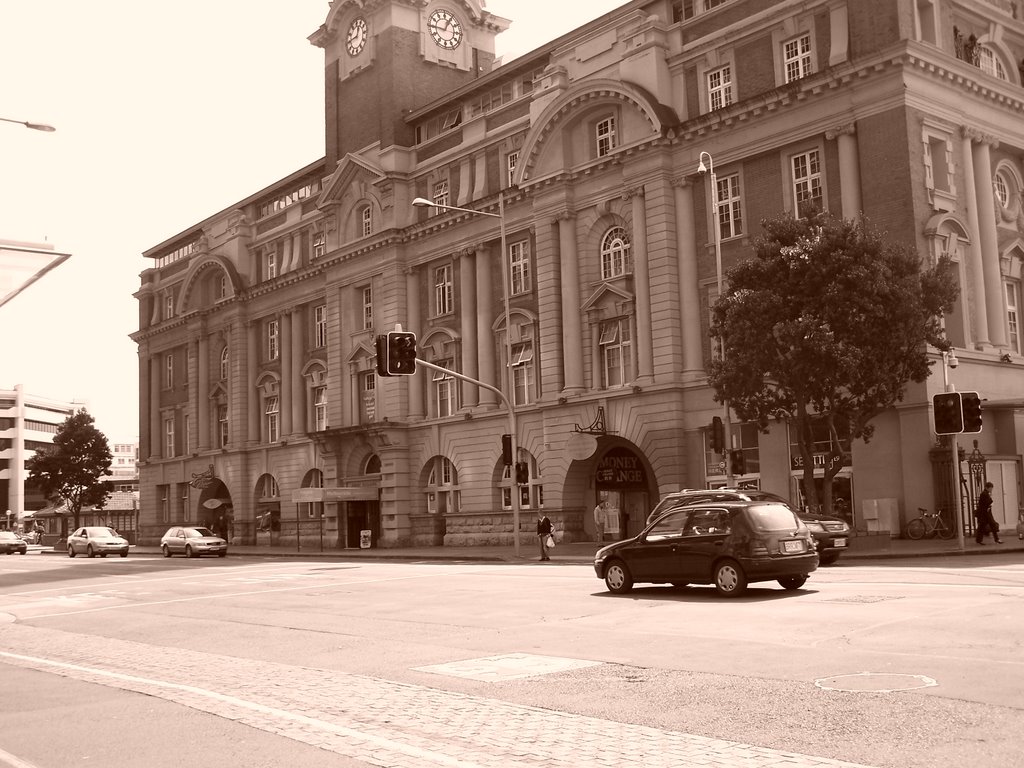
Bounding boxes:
[415,653,602,681]
[0,746,41,768]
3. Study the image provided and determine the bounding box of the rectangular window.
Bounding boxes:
[163,416,175,458]
[184,414,191,455]
[312,230,325,259]
[716,174,743,239]
[509,241,531,295]
[314,305,327,348]
[433,360,457,417]
[511,341,534,406]
[599,319,632,388]
[163,292,174,321]
[434,264,453,316]
[313,386,327,432]
[361,206,372,237]
[783,33,812,82]
[791,150,822,216]
[268,320,279,360]
[362,286,373,330]
[265,249,277,280]
[707,65,733,111]
[360,371,376,424]
[1007,282,1021,355]
[265,396,280,443]
[506,151,519,187]
[218,404,229,448]
[160,485,170,523]
[433,180,450,208]
[181,483,190,522]
[596,116,617,157]
[164,354,174,389]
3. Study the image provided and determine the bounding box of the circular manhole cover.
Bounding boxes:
[815,672,937,693]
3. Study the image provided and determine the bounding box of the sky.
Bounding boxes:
[1,0,626,441]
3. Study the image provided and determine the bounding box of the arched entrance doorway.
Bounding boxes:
[196,479,234,541]
[594,445,654,540]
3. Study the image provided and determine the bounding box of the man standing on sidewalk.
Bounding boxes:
[975,482,1002,544]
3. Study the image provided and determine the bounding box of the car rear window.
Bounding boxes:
[744,503,802,532]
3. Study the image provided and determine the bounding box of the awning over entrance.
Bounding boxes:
[291,487,379,503]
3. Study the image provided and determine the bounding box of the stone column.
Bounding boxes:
[673,179,705,377]
[281,313,293,436]
[558,212,584,393]
[626,186,653,384]
[197,334,210,451]
[139,352,151,461]
[969,131,1007,348]
[827,124,862,220]
[247,322,260,443]
[149,356,161,459]
[290,309,305,434]
[475,245,498,407]
[405,268,425,419]
[459,249,479,407]
[961,130,991,348]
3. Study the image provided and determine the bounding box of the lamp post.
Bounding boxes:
[411,193,523,557]
[0,116,56,132]
[942,349,965,550]
[698,151,734,486]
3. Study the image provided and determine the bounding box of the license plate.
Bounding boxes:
[783,540,804,553]
[834,537,848,548]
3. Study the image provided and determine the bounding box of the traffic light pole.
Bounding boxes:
[414,359,523,558]
[942,352,965,551]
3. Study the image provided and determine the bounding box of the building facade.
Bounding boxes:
[132,0,1024,549]
[0,385,77,531]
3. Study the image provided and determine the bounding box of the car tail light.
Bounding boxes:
[750,538,771,557]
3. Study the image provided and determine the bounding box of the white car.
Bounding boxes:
[67,527,130,558]
[160,526,228,558]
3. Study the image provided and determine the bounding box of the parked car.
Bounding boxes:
[645,489,849,565]
[160,526,228,558]
[67,527,130,558]
[595,500,818,597]
[0,531,28,555]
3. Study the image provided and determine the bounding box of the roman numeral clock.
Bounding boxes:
[427,8,463,50]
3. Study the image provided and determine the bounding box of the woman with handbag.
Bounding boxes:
[537,513,553,561]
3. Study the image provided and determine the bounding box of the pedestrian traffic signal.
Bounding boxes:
[375,331,417,376]
[709,416,725,454]
[932,392,963,435]
[514,461,529,485]
[960,391,983,433]
[729,449,746,476]
[501,434,512,466]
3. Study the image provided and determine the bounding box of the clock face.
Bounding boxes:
[346,17,367,55]
[428,9,463,50]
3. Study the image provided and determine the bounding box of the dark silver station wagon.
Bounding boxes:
[594,501,818,597]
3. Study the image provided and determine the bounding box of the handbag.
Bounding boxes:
[545,534,555,548]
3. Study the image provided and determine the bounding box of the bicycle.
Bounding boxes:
[905,508,957,540]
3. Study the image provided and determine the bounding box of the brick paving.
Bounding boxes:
[0,622,876,768]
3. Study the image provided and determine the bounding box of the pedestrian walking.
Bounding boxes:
[537,513,553,561]
[593,500,607,543]
[974,482,1002,544]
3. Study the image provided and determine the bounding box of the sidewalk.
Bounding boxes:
[37,534,1024,563]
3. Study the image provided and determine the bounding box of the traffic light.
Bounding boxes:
[514,461,529,485]
[932,392,964,435]
[729,449,746,476]
[961,391,983,433]
[501,434,512,466]
[375,330,417,375]
[709,416,725,454]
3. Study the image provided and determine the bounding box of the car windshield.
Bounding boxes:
[745,504,802,532]
[85,527,119,537]
[187,528,216,538]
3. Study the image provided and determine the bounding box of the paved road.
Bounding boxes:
[2,555,1023,767]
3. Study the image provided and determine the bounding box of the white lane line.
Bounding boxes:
[0,746,41,768]
[0,651,488,768]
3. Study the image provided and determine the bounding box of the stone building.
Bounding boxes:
[132,0,1024,548]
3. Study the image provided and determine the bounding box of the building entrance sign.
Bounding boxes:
[595,447,647,489]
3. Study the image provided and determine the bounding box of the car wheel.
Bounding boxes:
[119,551,128,558]
[778,575,807,590]
[819,552,840,566]
[603,560,633,594]
[86,545,96,558]
[217,551,227,557]
[161,544,172,558]
[713,559,747,597]
[186,545,197,558]
[18,550,26,555]
[68,546,76,558]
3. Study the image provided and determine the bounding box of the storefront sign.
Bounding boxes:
[790,452,849,471]
[596,448,647,489]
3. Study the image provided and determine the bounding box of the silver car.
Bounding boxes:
[67,527,130,558]
[160,526,228,558]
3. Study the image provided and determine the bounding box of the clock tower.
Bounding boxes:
[309,0,511,168]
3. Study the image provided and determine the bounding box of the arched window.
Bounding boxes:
[978,45,1008,80]
[219,347,229,381]
[364,454,381,474]
[600,227,631,279]
[425,457,459,515]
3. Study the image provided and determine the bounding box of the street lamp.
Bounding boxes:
[0,116,56,132]
[411,193,524,557]
[698,151,734,486]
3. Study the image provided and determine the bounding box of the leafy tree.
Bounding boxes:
[709,212,958,515]
[25,408,112,538]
